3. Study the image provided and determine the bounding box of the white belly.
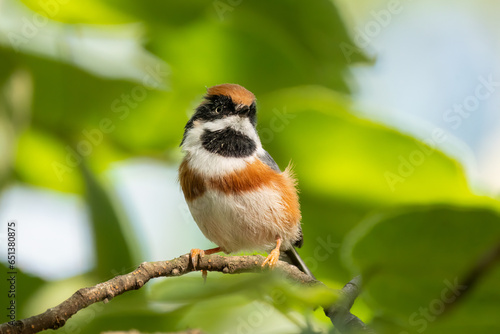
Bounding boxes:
[187,187,299,253]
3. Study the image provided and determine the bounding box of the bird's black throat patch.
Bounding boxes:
[201,127,256,158]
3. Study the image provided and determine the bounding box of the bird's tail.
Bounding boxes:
[282,247,316,279]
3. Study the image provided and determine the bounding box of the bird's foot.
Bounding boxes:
[262,236,282,269]
[190,247,222,282]
[190,248,205,270]
[262,248,280,269]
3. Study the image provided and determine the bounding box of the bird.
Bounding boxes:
[179,83,313,278]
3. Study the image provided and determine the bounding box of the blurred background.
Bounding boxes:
[1,0,500,333]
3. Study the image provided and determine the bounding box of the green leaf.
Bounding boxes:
[78,311,181,334]
[14,129,83,193]
[0,264,45,321]
[0,115,15,188]
[19,0,132,24]
[259,86,475,205]
[150,271,335,333]
[150,271,336,332]
[0,47,17,86]
[150,272,336,309]
[81,164,141,280]
[342,205,500,333]
[6,50,172,192]
[255,86,487,283]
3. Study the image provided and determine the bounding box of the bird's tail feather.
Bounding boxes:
[282,247,315,279]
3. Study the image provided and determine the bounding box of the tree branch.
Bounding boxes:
[324,276,375,333]
[0,254,371,334]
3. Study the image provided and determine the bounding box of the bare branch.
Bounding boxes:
[0,254,370,334]
[324,276,375,333]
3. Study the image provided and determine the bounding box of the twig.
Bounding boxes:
[0,254,370,334]
[441,240,500,315]
[324,276,375,333]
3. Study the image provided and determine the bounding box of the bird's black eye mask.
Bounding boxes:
[181,95,257,146]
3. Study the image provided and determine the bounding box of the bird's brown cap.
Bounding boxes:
[207,84,255,106]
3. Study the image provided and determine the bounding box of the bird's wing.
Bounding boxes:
[257,150,281,172]
[294,226,304,248]
[258,150,305,251]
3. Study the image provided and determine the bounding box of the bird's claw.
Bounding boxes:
[262,248,280,269]
[190,248,205,270]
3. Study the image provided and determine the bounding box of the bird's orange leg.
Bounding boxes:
[262,237,282,269]
[190,247,222,281]
[190,246,222,269]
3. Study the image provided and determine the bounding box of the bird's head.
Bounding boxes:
[181,84,260,158]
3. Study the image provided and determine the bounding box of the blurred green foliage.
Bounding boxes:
[1,0,499,333]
